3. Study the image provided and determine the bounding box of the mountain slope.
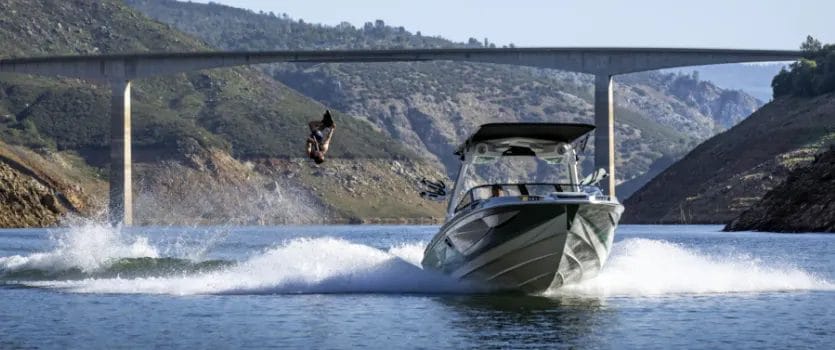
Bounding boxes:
[624,92,835,224]
[0,0,445,226]
[126,0,762,199]
[0,0,409,160]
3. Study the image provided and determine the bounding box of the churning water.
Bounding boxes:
[1,224,833,348]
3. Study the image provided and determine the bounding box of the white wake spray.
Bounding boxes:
[22,237,470,295]
[4,224,831,297]
[550,238,833,297]
[0,223,158,274]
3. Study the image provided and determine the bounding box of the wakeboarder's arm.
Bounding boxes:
[322,126,335,144]
[320,126,335,154]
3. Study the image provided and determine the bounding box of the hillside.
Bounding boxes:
[725,147,835,232]
[0,0,409,160]
[624,92,835,224]
[0,0,445,226]
[126,0,762,198]
[722,40,835,232]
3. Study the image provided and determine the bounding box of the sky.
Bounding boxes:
[191,0,834,50]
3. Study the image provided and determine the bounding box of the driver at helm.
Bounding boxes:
[306,110,335,164]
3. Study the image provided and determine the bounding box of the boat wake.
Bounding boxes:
[549,238,834,297]
[0,223,161,275]
[0,224,471,295]
[1,225,831,297]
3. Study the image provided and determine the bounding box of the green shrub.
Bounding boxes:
[772,36,835,98]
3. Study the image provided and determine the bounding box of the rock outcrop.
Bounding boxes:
[0,160,66,227]
[725,147,835,232]
[0,143,97,227]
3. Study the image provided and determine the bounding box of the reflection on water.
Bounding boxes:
[439,294,611,348]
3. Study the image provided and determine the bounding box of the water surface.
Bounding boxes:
[1,224,832,349]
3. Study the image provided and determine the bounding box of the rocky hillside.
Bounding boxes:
[725,147,835,232]
[126,0,762,199]
[0,141,102,227]
[624,92,835,224]
[0,159,71,227]
[0,0,445,226]
[617,72,762,130]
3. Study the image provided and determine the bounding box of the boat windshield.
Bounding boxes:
[452,154,573,212]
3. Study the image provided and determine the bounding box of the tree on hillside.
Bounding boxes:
[772,36,835,98]
[800,35,823,56]
[772,67,792,97]
[819,51,835,93]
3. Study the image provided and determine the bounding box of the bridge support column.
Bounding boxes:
[109,80,132,226]
[594,74,616,197]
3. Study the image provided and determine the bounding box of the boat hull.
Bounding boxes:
[422,201,623,293]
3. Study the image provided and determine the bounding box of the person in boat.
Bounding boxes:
[305,110,335,164]
[491,184,504,198]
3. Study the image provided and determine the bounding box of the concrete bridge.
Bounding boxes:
[0,47,802,225]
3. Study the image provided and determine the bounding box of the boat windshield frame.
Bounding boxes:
[446,138,582,218]
[453,182,575,214]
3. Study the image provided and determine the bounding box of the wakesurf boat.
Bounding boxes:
[419,123,623,293]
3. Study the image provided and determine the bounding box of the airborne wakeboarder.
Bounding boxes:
[305,110,336,164]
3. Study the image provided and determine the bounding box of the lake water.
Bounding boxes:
[0,224,832,349]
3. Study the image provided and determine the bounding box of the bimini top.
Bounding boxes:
[457,123,595,153]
